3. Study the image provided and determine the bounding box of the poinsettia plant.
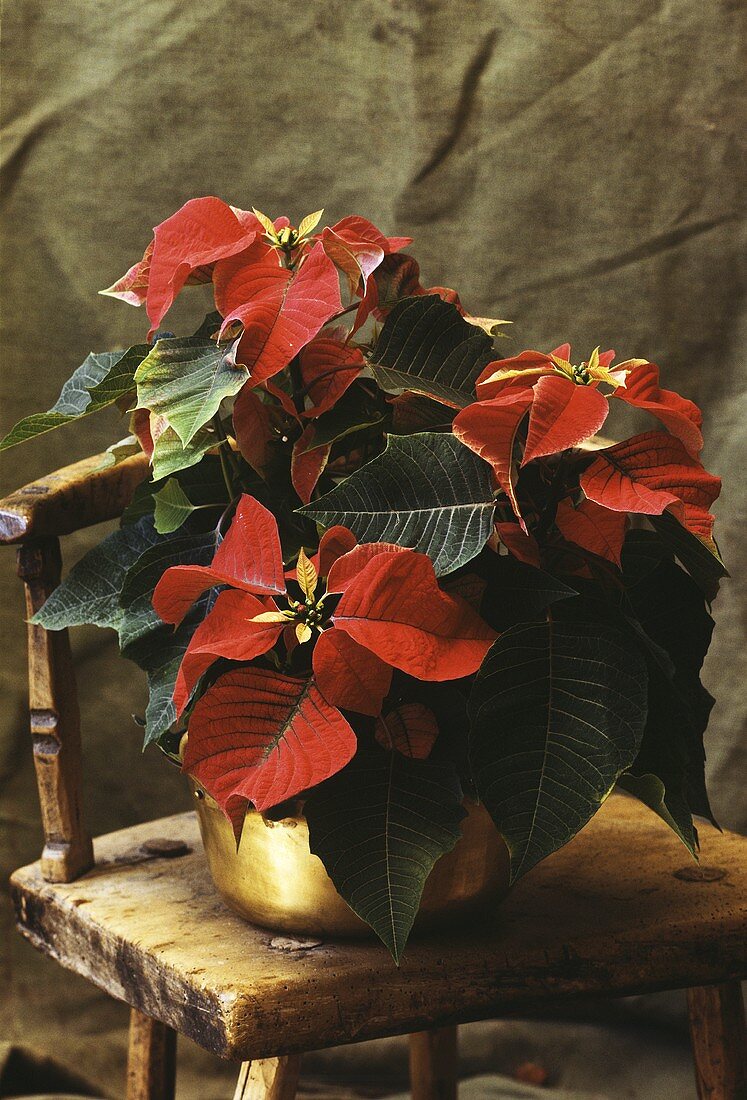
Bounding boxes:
[2,197,726,961]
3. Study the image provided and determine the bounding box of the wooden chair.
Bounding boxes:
[1,453,745,1100]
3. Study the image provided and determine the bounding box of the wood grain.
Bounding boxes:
[17,538,93,882]
[233,1057,301,1100]
[0,451,149,544]
[126,1009,177,1100]
[10,795,747,1060]
[687,981,746,1099]
[409,1027,458,1100]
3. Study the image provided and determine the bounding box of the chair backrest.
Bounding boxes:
[0,453,149,882]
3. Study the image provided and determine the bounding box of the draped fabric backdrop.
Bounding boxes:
[1,2,744,1097]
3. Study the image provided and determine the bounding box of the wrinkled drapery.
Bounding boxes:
[1,2,744,1097]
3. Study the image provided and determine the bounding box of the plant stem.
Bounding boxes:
[288,355,305,416]
[327,300,360,325]
[534,453,571,541]
[212,414,241,499]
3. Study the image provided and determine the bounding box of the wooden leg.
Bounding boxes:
[687,982,746,1100]
[233,1055,301,1100]
[126,1008,177,1100]
[18,539,93,883]
[409,1026,458,1100]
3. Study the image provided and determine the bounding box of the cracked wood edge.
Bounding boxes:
[0,451,149,543]
[9,804,747,1061]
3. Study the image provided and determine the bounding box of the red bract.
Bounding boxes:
[296,332,365,417]
[614,360,703,456]
[152,495,285,629]
[495,522,541,566]
[457,344,707,524]
[266,330,365,419]
[554,498,629,566]
[185,667,357,837]
[354,253,465,333]
[290,424,331,504]
[453,389,533,527]
[320,216,413,300]
[231,387,275,476]
[101,197,260,337]
[153,494,496,719]
[523,375,609,463]
[327,552,496,683]
[214,240,342,384]
[580,431,721,550]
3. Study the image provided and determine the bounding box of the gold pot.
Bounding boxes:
[190,779,511,938]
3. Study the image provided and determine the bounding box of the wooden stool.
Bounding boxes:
[2,454,745,1100]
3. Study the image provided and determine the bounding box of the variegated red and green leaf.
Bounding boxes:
[100,240,154,307]
[321,226,384,295]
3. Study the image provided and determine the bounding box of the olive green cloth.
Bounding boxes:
[1,1,744,1097]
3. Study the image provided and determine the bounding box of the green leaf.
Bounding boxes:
[119,531,217,609]
[300,432,496,576]
[32,518,160,632]
[650,511,727,602]
[32,515,216,746]
[620,530,670,585]
[368,296,494,409]
[123,455,229,527]
[622,555,718,850]
[151,424,216,480]
[0,344,148,451]
[191,310,223,341]
[129,596,215,745]
[617,772,698,854]
[305,746,466,962]
[299,387,386,453]
[97,435,143,469]
[144,656,184,745]
[469,619,648,882]
[135,335,249,446]
[153,478,198,534]
[476,554,577,632]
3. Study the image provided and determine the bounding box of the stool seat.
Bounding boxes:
[11,793,746,1063]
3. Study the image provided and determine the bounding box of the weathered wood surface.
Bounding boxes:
[10,795,747,1061]
[409,1027,458,1100]
[233,1056,301,1100]
[18,538,93,882]
[687,981,746,1100]
[126,1009,177,1100]
[0,451,149,543]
